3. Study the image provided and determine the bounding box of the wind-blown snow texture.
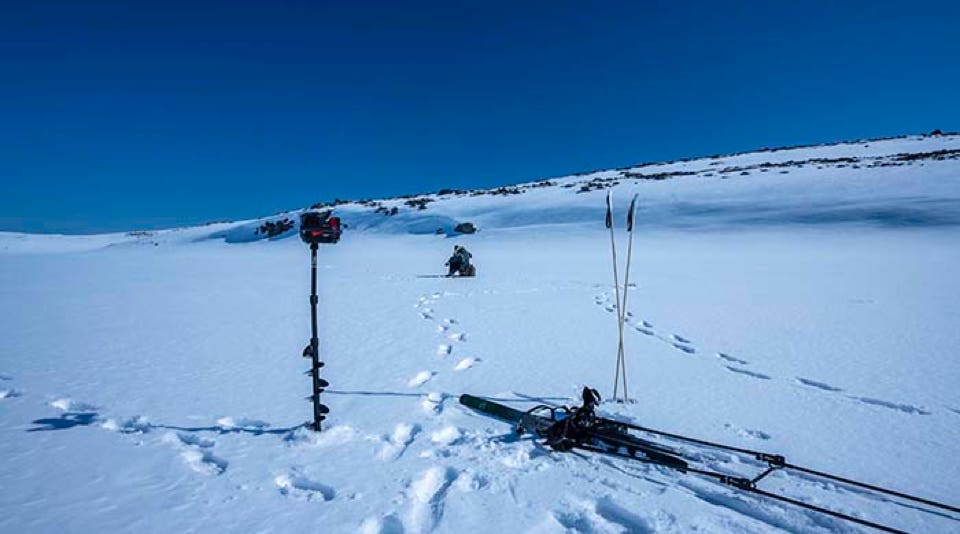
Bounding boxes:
[1,134,959,533]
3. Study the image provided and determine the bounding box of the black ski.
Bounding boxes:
[459,388,959,534]
[460,391,687,471]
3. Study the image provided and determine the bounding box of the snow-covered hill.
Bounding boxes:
[1,134,959,533]
[4,133,959,251]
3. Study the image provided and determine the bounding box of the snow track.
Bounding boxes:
[594,288,942,424]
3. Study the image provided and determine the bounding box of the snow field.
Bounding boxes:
[1,134,959,532]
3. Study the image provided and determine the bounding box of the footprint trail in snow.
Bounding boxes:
[593,291,939,416]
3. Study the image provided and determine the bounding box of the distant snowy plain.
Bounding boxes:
[1,135,959,533]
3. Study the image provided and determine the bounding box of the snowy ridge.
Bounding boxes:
[2,133,959,251]
[334,133,960,235]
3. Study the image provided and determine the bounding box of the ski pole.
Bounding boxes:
[618,194,639,402]
[606,191,626,402]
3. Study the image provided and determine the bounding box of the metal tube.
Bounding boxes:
[309,243,322,431]
[608,220,625,402]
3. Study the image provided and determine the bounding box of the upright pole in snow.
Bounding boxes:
[606,191,627,403]
[298,211,340,432]
[304,242,330,431]
[617,194,639,403]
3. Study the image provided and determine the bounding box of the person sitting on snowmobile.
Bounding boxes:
[445,245,474,277]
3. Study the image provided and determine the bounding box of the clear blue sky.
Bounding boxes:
[2,0,958,233]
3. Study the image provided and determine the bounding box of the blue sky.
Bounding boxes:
[2,0,958,233]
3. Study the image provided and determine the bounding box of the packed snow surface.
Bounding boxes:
[2,135,959,533]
